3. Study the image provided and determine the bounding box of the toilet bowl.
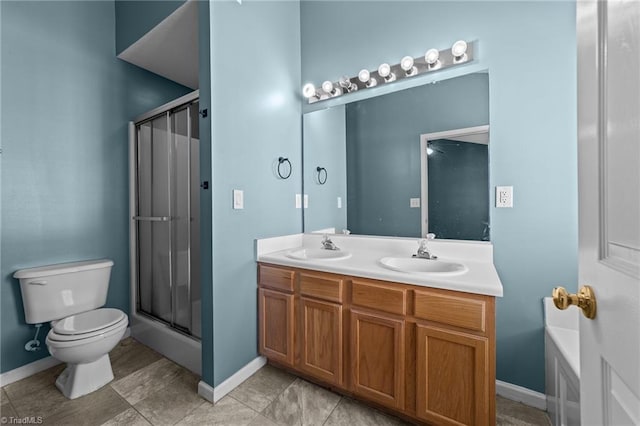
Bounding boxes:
[45,308,128,399]
[14,259,128,399]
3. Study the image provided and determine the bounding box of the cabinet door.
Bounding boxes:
[259,288,294,366]
[351,309,405,410]
[416,324,489,426]
[299,297,343,385]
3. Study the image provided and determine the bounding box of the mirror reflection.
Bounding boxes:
[303,72,490,240]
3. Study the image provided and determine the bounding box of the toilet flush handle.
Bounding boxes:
[29,280,47,285]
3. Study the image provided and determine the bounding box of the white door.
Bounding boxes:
[577,0,640,424]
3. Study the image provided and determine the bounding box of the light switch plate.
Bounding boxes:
[295,194,302,209]
[410,198,421,208]
[496,186,513,208]
[233,189,244,209]
[337,197,342,208]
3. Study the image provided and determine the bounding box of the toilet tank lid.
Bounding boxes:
[13,259,114,279]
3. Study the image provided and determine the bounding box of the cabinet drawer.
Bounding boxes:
[414,289,486,332]
[259,265,295,292]
[300,273,344,303]
[352,279,407,316]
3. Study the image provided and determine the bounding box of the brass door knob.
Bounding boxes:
[552,285,597,319]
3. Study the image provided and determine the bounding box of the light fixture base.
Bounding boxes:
[305,41,475,104]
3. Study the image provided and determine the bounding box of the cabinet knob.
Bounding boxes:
[552,285,597,319]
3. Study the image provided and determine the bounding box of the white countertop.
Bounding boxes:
[256,233,503,297]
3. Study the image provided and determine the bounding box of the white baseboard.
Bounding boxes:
[0,327,132,387]
[197,380,215,403]
[0,355,61,387]
[198,356,267,403]
[196,361,547,412]
[4,338,545,414]
[496,380,547,410]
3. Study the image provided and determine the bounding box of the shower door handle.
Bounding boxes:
[132,216,172,222]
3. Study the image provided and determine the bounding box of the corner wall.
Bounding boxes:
[205,0,302,386]
[0,0,190,373]
[300,1,577,393]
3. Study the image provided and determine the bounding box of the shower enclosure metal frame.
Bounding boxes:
[129,90,201,375]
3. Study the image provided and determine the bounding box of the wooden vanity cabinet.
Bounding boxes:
[298,272,345,386]
[257,263,495,426]
[351,309,405,410]
[350,278,407,410]
[413,288,495,426]
[258,265,295,366]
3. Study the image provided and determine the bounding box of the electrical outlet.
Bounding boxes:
[410,198,421,208]
[496,186,513,208]
[303,194,309,209]
[295,194,302,209]
[233,189,244,209]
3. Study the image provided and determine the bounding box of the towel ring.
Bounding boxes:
[277,157,292,179]
[316,166,327,185]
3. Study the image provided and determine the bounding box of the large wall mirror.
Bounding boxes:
[303,72,490,241]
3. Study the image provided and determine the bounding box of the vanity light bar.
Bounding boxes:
[302,40,474,104]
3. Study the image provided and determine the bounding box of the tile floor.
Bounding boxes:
[1,338,551,425]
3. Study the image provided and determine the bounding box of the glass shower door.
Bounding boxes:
[136,114,173,324]
[135,101,200,337]
[169,103,200,334]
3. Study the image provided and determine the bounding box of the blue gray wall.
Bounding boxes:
[115,0,185,54]
[0,0,190,373]
[303,106,347,233]
[301,1,577,393]
[206,0,302,387]
[344,74,489,237]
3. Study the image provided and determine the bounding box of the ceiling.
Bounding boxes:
[118,0,199,89]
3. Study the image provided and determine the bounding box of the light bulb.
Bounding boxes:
[321,80,342,97]
[378,63,396,82]
[425,48,440,65]
[427,147,434,155]
[302,83,317,99]
[400,56,414,71]
[358,69,377,87]
[400,56,418,76]
[451,40,468,59]
[378,63,391,78]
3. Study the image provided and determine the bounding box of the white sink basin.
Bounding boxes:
[287,248,352,261]
[379,257,468,276]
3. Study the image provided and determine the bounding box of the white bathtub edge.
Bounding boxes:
[497,380,547,410]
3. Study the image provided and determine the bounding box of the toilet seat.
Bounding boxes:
[48,309,127,343]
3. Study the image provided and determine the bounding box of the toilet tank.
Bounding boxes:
[14,259,114,324]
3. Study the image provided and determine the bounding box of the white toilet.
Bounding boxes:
[14,259,128,399]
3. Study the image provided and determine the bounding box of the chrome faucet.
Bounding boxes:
[321,234,339,251]
[413,234,437,259]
